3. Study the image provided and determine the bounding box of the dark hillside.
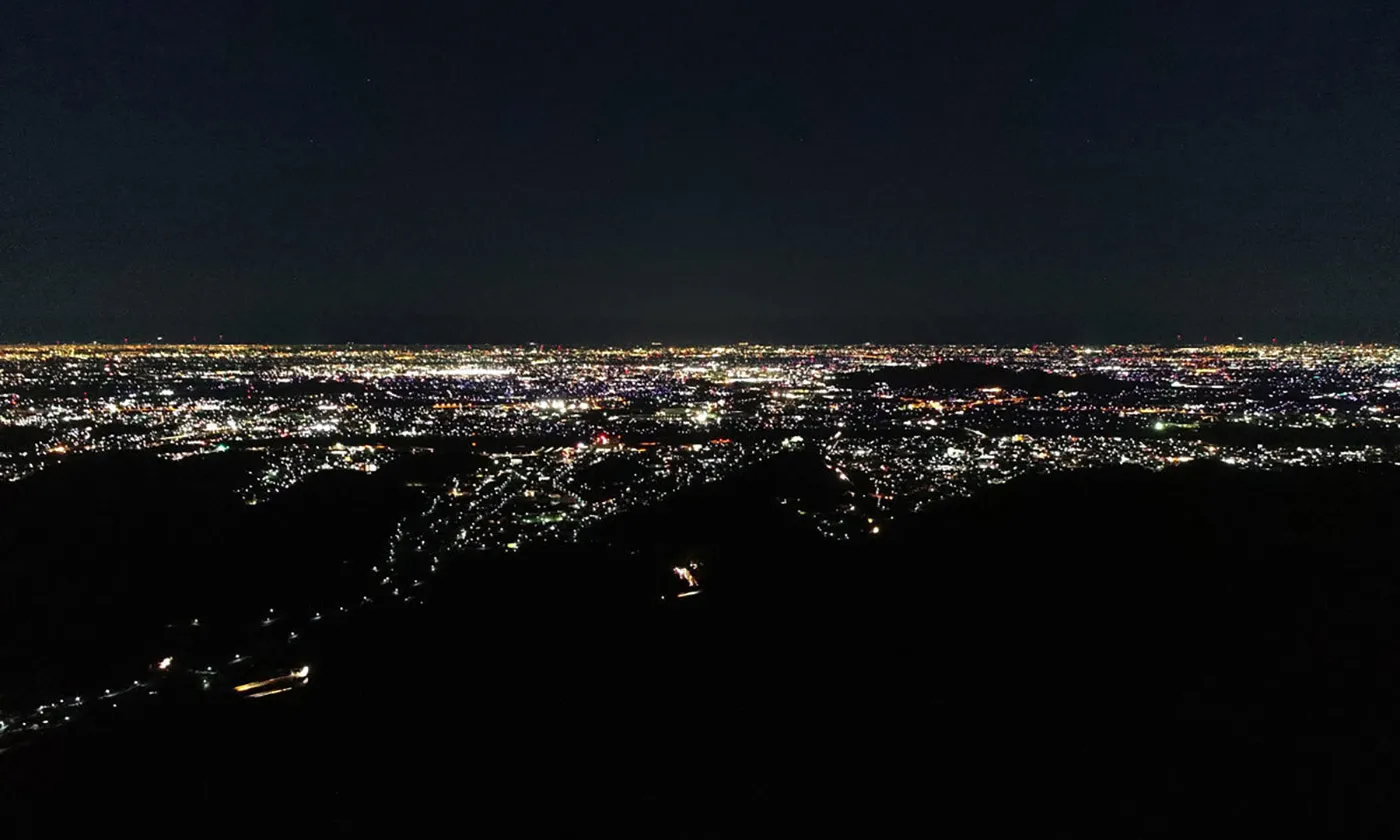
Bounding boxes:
[5,459,1400,834]
[838,361,1125,394]
[0,453,416,705]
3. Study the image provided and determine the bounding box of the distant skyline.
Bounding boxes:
[4,1,1396,344]
[0,336,1384,350]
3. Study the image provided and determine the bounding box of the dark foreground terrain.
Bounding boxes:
[4,455,1400,835]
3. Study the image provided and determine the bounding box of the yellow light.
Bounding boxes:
[246,686,294,699]
[157,657,173,671]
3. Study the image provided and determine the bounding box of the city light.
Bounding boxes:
[5,341,1400,746]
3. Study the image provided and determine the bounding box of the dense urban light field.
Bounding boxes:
[4,342,1399,486]
[3,341,1400,746]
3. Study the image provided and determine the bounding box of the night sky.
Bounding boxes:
[3,1,1396,344]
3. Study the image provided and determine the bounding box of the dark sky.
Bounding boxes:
[3,1,1397,344]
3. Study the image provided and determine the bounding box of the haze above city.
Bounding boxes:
[5,1,1397,345]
